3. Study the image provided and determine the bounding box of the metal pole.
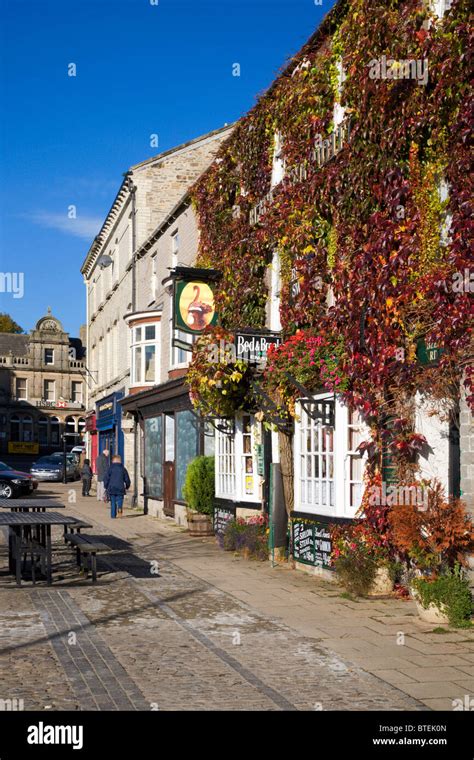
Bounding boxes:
[62,435,67,484]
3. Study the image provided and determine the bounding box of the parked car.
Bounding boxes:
[49,452,81,479]
[30,456,77,482]
[0,461,38,499]
[71,445,86,456]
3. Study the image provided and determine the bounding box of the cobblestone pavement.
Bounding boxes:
[0,495,427,712]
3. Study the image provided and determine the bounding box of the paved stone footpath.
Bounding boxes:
[0,484,471,711]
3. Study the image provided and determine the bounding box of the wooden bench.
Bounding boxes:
[64,534,111,582]
[63,520,93,543]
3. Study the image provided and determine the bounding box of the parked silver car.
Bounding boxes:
[49,452,81,479]
[30,456,77,482]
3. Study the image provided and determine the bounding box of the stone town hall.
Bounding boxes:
[0,309,87,454]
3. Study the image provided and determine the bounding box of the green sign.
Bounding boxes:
[292,519,332,569]
[417,338,443,366]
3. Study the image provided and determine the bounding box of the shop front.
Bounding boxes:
[96,392,124,460]
[121,378,214,525]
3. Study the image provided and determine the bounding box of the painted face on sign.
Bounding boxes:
[179,282,215,332]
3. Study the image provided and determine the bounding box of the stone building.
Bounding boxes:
[120,192,216,523]
[0,309,86,454]
[80,125,233,479]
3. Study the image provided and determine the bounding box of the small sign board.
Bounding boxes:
[292,519,332,569]
[235,332,281,366]
[417,338,443,366]
[8,442,39,455]
[213,505,235,536]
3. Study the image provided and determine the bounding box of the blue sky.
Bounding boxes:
[0,0,335,337]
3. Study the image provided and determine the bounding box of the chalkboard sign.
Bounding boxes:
[292,519,332,569]
[214,505,235,536]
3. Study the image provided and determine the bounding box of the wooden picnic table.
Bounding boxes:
[0,512,81,586]
[0,498,65,512]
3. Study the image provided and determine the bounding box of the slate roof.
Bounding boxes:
[0,333,29,356]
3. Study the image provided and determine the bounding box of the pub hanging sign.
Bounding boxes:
[172,267,221,350]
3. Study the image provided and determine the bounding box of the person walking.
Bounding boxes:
[103,455,131,519]
[95,448,109,501]
[80,459,93,497]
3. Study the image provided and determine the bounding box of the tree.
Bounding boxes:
[0,313,23,333]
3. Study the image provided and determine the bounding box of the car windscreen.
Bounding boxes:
[0,462,10,471]
[35,458,61,466]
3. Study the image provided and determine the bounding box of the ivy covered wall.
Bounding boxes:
[189,0,472,466]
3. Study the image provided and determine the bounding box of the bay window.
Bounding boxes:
[294,395,365,518]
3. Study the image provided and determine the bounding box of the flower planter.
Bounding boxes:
[367,565,394,597]
[410,587,449,625]
[187,511,214,537]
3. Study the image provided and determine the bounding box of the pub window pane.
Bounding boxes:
[144,416,163,499]
[134,346,142,383]
[175,411,199,501]
[144,345,156,383]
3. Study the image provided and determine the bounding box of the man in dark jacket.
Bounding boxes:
[103,455,131,519]
[95,449,109,501]
[80,459,93,497]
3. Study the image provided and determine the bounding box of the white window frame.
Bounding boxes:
[15,377,27,400]
[72,381,83,404]
[294,394,366,519]
[44,348,54,365]
[216,420,236,498]
[438,178,452,247]
[271,132,285,189]
[171,230,179,270]
[151,254,157,301]
[431,0,451,19]
[169,293,193,369]
[269,250,282,332]
[333,58,346,129]
[44,379,55,401]
[130,323,160,386]
[215,414,260,502]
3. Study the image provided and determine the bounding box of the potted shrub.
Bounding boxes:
[389,481,474,626]
[411,566,472,627]
[183,456,215,537]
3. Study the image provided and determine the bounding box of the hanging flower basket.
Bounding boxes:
[262,328,349,416]
[187,327,255,417]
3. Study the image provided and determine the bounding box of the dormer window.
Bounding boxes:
[44,348,54,365]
